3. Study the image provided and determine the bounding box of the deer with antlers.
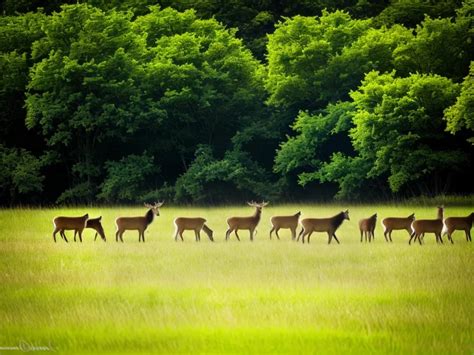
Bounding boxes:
[115,202,164,242]
[173,217,214,242]
[225,201,268,241]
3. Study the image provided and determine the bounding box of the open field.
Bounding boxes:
[0,204,473,354]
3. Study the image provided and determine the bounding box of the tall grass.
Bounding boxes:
[0,204,472,353]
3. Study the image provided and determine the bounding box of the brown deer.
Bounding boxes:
[70,216,106,242]
[381,213,415,242]
[52,214,88,242]
[442,212,474,243]
[173,217,214,242]
[269,211,301,240]
[359,213,377,242]
[115,202,164,242]
[297,210,350,244]
[225,201,268,241]
[409,206,444,245]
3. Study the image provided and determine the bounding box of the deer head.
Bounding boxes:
[144,201,165,216]
[343,210,350,221]
[247,201,269,211]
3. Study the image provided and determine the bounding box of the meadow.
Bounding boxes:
[0,204,472,354]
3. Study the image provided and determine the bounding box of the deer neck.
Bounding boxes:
[145,209,155,225]
[437,209,444,220]
[253,208,262,222]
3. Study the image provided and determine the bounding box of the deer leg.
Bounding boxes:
[275,228,280,240]
[301,231,309,244]
[332,233,340,244]
[197,230,201,241]
[418,233,422,245]
[94,232,98,241]
[389,231,393,242]
[438,232,443,244]
[383,230,388,242]
[327,232,332,244]
[61,230,69,243]
[467,230,472,242]
[360,230,363,243]
[297,228,304,242]
[194,230,199,242]
[142,231,146,243]
[249,229,254,242]
[291,228,296,241]
[179,231,184,242]
[225,228,232,241]
[409,232,415,245]
[307,231,313,244]
[269,227,274,240]
[234,230,241,241]
[77,230,82,243]
[120,231,124,242]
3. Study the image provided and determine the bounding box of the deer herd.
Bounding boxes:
[52,202,473,245]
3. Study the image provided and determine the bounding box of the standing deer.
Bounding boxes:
[71,216,106,242]
[52,214,89,242]
[381,213,415,242]
[442,212,474,243]
[173,217,214,242]
[115,202,164,242]
[269,211,301,240]
[409,206,444,245]
[225,201,268,241]
[359,213,377,243]
[297,210,350,244]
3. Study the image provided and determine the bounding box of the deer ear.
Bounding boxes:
[98,216,102,221]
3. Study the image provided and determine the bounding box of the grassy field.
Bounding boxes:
[0,204,472,354]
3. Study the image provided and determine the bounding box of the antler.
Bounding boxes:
[155,201,165,207]
[247,201,258,207]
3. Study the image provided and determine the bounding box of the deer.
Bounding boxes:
[381,213,415,242]
[409,206,444,245]
[115,202,164,242]
[269,211,301,240]
[359,213,377,243]
[442,212,474,243]
[52,214,89,243]
[70,216,106,242]
[225,201,268,241]
[173,217,214,242]
[297,210,350,244]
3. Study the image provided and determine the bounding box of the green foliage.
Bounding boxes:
[175,145,277,203]
[0,145,44,201]
[266,11,372,110]
[445,62,474,143]
[98,153,159,202]
[393,11,474,81]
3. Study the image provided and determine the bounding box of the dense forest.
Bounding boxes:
[1,0,473,204]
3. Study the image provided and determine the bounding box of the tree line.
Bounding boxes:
[1,0,473,204]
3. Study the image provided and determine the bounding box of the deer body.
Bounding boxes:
[52,214,88,242]
[270,212,301,240]
[359,213,377,243]
[71,217,106,242]
[226,201,268,241]
[115,202,164,242]
[409,207,444,245]
[381,214,415,242]
[297,210,350,244]
[442,213,474,243]
[173,217,214,242]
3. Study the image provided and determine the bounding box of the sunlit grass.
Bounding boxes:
[0,204,472,353]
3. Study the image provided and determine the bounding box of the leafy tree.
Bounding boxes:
[98,153,160,202]
[321,71,468,198]
[394,10,474,81]
[265,11,372,111]
[0,145,44,203]
[445,62,474,143]
[175,145,277,203]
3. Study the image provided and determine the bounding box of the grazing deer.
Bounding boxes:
[442,212,474,243]
[173,217,214,242]
[297,210,350,244]
[409,206,444,245]
[359,213,377,243]
[52,214,89,242]
[269,211,301,240]
[225,201,268,241]
[115,202,164,242]
[71,216,106,242]
[381,213,415,242]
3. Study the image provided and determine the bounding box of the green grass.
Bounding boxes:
[0,204,473,354]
